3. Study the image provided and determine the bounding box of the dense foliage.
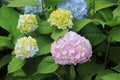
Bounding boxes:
[0,0,120,80]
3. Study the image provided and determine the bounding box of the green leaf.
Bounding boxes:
[38,21,56,34]
[0,7,19,33]
[70,65,76,80]
[106,21,118,27]
[0,36,11,48]
[82,75,93,80]
[13,69,26,77]
[80,25,105,46]
[0,54,11,69]
[85,0,92,6]
[8,57,26,73]
[101,73,120,80]
[92,19,105,27]
[77,60,104,80]
[87,34,105,46]
[36,36,52,47]
[51,29,68,40]
[96,69,114,80]
[108,27,120,42]
[32,73,53,80]
[112,6,120,26]
[72,19,92,32]
[23,56,41,76]
[10,30,23,44]
[99,8,113,21]
[36,36,52,56]
[7,0,36,7]
[44,0,63,8]
[37,44,51,56]
[95,0,116,12]
[35,56,59,74]
[113,6,120,19]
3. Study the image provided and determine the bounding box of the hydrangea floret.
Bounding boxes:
[24,0,44,15]
[14,36,39,59]
[17,14,38,34]
[51,31,92,65]
[57,0,88,19]
[48,8,73,29]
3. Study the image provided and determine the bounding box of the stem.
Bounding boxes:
[104,41,110,64]
[42,0,44,12]
[54,72,63,80]
[92,0,96,13]
[4,73,9,80]
[59,65,64,76]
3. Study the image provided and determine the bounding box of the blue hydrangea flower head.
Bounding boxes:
[24,0,44,15]
[57,0,88,19]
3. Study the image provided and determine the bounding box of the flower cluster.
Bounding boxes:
[48,9,73,29]
[14,36,39,59]
[57,0,88,19]
[51,31,92,65]
[17,14,38,34]
[14,0,92,64]
[24,0,44,15]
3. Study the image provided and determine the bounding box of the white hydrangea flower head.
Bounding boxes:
[17,14,38,34]
[14,36,39,59]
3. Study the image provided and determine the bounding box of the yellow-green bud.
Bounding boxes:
[48,9,73,29]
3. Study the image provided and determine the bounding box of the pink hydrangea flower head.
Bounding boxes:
[51,31,92,65]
